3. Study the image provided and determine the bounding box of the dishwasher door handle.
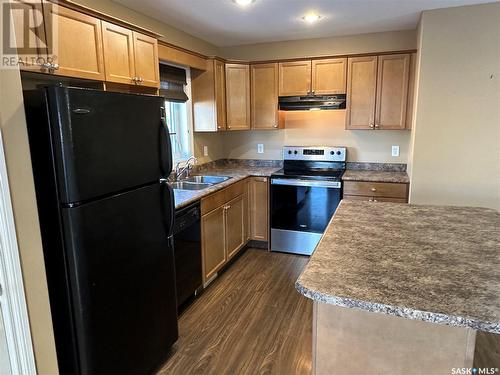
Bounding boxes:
[271,178,341,189]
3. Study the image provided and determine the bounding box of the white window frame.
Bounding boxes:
[162,63,194,166]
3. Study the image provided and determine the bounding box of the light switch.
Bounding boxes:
[257,144,264,154]
[203,146,208,157]
[392,145,400,157]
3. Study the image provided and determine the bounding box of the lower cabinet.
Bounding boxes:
[249,177,269,241]
[201,180,249,283]
[225,195,246,260]
[201,206,226,282]
[343,181,409,203]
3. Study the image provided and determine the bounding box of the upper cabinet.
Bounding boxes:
[346,54,410,130]
[346,56,378,129]
[132,32,160,88]
[279,58,347,96]
[12,0,48,73]
[278,60,312,96]
[251,63,281,130]
[375,54,410,129]
[192,59,226,132]
[102,22,159,88]
[43,4,105,80]
[311,58,347,95]
[225,63,250,131]
[101,22,135,85]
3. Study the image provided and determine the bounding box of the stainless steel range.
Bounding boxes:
[270,146,346,255]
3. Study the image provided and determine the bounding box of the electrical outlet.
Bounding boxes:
[203,146,208,157]
[392,145,400,157]
[257,144,264,154]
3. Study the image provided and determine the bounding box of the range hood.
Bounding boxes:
[278,94,346,111]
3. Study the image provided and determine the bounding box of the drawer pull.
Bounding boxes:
[370,187,377,192]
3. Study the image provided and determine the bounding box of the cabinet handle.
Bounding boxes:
[51,63,59,70]
[369,123,374,129]
[217,125,222,129]
[273,124,278,128]
[139,77,144,83]
[370,187,377,192]
[374,124,380,129]
[226,205,231,210]
[41,62,52,69]
[132,77,137,82]
[373,199,378,202]
[227,126,232,129]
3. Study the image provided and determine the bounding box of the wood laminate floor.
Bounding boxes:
[157,248,500,375]
[157,248,312,375]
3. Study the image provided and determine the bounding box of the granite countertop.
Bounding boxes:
[296,200,500,333]
[173,165,280,209]
[342,170,410,183]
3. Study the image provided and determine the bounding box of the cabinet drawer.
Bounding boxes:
[343,181,408,199]
[201,179,247,215]
[343,194,407,203]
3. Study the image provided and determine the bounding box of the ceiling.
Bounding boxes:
[112,0,492,47]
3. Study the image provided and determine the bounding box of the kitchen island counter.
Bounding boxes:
[296,200,500,333]
[296,200,500,374]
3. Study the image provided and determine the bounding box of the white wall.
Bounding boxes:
[223,111,410,163]
[220,30,416,61]
[0,68,59,375]
[409,2,500,210]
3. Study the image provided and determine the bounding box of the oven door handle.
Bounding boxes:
[271,178,341,188]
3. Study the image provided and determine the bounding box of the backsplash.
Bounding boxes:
[346,162,407,172]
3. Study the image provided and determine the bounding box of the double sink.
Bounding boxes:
[170,175,232,191]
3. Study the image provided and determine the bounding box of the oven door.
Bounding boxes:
[270,178,342,255]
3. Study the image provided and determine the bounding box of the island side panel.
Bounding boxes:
[313,302,476,375]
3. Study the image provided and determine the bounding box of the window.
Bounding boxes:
[160,64,193,164]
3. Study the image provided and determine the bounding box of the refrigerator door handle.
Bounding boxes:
[160,108,173,176]
[160,180,175,237]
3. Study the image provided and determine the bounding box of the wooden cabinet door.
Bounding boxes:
[214,60,227,130]
[225,63,250,130]
[132,31,159,88]
[375,54,410,130]
[201,206,226,282]
[278,60,312,96]
[102,21,136,85]
[251,63,279,129]
[44,5,105,80]
[11,0,48,72]
[225,195,246,260]
[312,58,347,94]
[249,177,269,241]
[346,56,378,130]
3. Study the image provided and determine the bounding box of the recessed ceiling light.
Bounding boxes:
[233,0,255,7]
[302,13,322,24]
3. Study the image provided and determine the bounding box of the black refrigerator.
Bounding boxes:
[23,86,178,375]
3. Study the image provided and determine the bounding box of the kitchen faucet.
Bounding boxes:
[175,156,197,181]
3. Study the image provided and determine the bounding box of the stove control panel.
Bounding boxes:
[283,146,347,162]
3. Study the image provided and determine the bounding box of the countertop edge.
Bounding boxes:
[295,281,500,334]
[174,170,276,210]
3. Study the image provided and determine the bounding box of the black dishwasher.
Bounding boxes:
[173,202,202,309]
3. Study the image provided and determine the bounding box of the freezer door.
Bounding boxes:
[61,183,177,375]
[46,86,172,204]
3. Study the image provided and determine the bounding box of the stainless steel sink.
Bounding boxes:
[170,182,212,191]
[184,175,231,185]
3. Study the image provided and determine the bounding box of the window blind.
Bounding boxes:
[159,64,188,102]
